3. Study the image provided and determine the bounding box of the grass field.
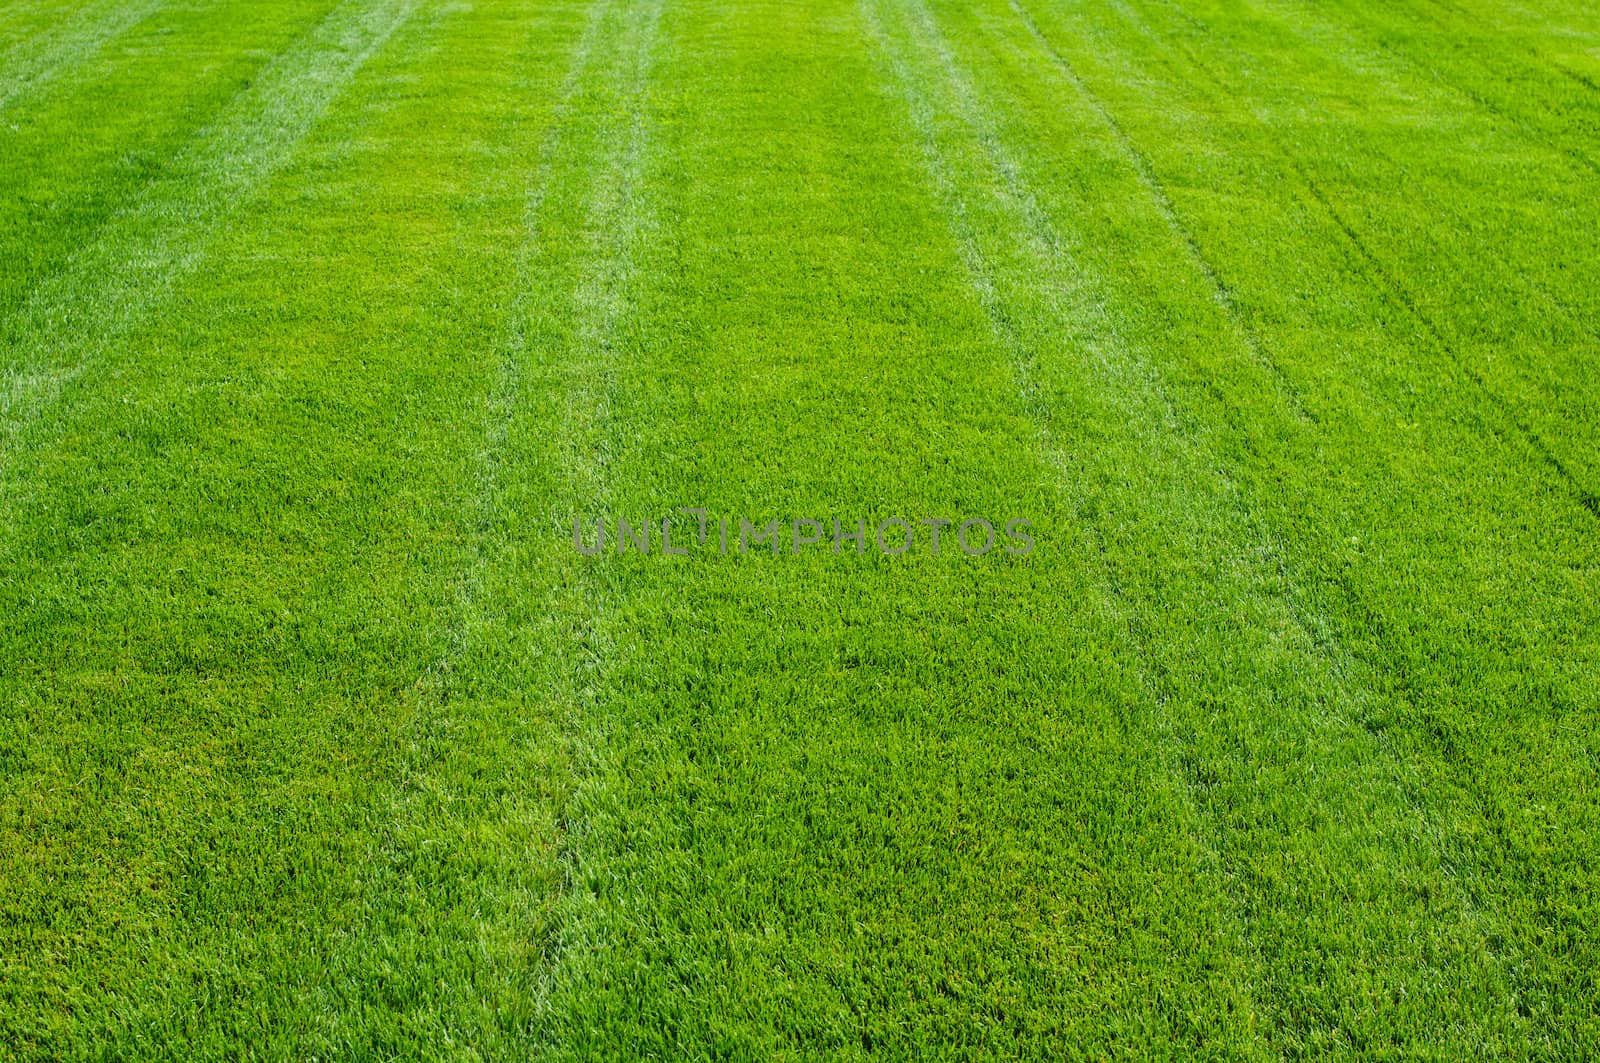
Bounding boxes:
[2,0,1598,1057]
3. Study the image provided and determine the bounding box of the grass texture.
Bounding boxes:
[1,0,1597,1057]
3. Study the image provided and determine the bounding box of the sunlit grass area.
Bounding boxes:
[2,0,1597,1056]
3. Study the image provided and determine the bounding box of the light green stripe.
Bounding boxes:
[0,0,167,113]
[0,0,420,491]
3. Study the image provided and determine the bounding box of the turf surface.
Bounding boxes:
[1,0,1597,1057]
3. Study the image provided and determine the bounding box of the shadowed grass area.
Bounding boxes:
[1,0,1596,1057]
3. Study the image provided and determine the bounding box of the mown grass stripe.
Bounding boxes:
[860,2,1261,1049]
[1421,0,1600,95]
[1,0,595,1053]
[1,0,419,494]
[1009,0,1313,428]
[303,0,665,1050]
[530,0,1262,1051]
[971,0,1600,1048]
[1114,0,1600,505]
[515,0,668,1032]
[0,0,345,326]
[0,0,166,114]
[871,0,1542,1053]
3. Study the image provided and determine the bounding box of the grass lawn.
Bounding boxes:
[2,0,1597,1057]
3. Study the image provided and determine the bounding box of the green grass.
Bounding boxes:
[1,0,1596,1057]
